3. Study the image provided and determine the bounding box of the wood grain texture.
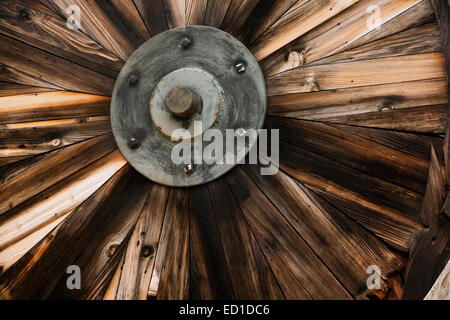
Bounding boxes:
[45,0,135,61]
[0,82,53,97]
[165,0,185,27]
[266,52,447,96]
[208,178,284,299]
[0,134,117,216]
[259,0,428,76]
[266,116,430,195]
[251,0,360,61]
[186,0,207,26]
[227,167,352,299]
[0,165,150,299]
[431,0,450,82]
[151,188,189,300]
[275,139,423,251]
[0,150,126,253]
[267,78,448,121]
[133,0,168,37]
[0,91,110,125]
[189,184,234,299]
[244,165,404,299]
[204,0,232,28]
[0,63,62,90]
[0,0,122,78]
[221,0,259,37]
[95,0,150,48]
[115,184,170,300]
[0,34,115,95]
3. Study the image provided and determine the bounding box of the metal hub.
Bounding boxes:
[111,26,266,187]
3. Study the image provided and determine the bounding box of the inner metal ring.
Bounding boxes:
[111,26,266,187]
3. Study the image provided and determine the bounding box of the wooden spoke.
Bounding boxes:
[133,0,169,37]
[186,0,208,26]
[164,0,185,28]
[204,0,233,28]
[221,0,259,37]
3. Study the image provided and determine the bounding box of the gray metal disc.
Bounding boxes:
[111,26,266,187]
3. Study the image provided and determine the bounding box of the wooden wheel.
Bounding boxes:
[0,0,448,300]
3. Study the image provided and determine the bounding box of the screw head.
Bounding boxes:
[128,75,139,86]
[236,128,247,137]
[179,37,191,49]
[184,164,193,174]
[235,62,246,73]
[128,137,140,150]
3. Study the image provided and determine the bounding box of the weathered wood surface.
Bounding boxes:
[0,134,117,216]
[0,91,110,125]
[431,0,450,84]
[189,184,234,299]
[267,78,448,133]
[266,52,446,96]
[150,188,189,300]
[0,165,150,299]
[204,0,232,28]
[0,0,122,78]
[208,178,284,299]
[260,0,432,76]
[221,0,259,37]
[0,150,126,255]
[250,0,360,61]
[0,34,115,95]
[164,0,185,28]
[115,184,170,300]
[0,63,62,90]
[186,0,207,26]
[227,167,352,299]
[0,82,53,97]
[133,0,168,37]
[244,164,404,299]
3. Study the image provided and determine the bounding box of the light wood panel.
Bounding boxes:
[186,0,207,26]
[266,52,446,96]
[165,0,185,28]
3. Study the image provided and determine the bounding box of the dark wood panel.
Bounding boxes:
[244,165,405,299]
[221,0,259,38]
[133,0,168,37]
[153,189,190,300]
[0,63,62,89]
[0,34,115,95]
[208,178,284,300]
[227,167,352,299]
[189,184,234,299]
[0,0,122,78]
[204,0,232,28]
[0,82,53,97]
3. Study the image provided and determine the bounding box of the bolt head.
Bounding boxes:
[235,62,246,73]
[236,128,247,137]
[184,164,193,174]
[128,137,140,150]
[128,75,139,86]
[179,37,191,49]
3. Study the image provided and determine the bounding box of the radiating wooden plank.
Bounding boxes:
[420,146,447,226]
[0,34,115,95]
[221,0,259,37]
[445,123,450,184]
[133,0,168,37]
[259,0,428,75]
[236,0,298,45]
[0,63,62,90]
[0,134,117,216]
[310,23,442,66]
[189,184,234,299]
[208,178,284,299]
[245,165,405,298]
[165,0,185,28]
[251,0,360,61]
[0,91,110,125]
[227,167,352,299]
[115,184,170,300]
[0,0,122,78]
[95,0,150,48]
[267,78,448,122]
[0,118,111,160]
[150,189,189,300]
[276,140,423,251]
[324,104,448,134]
[424,260,450,300]
[186,0,207,26]
[204,0,232,28]
[266,52,447,96]
[46,0,135,61]
[266,116,429,194]
[103,252,125,300]
[431,0,450,80]
[0,150,126,252]
[0,165,150,299]
[0,82,53,97]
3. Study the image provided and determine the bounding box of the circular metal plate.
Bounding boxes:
[111,26,266,187]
